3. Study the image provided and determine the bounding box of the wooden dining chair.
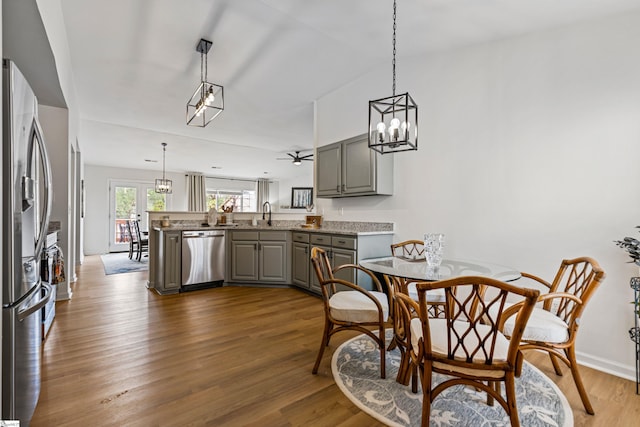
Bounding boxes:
[388,240,446,385]
[395,276,539,427]
[499,257,606,415]
[391,239,425,260]
[310,247,390,378]
[125,221,135,259]
[390,240,446,317]
[131,220,149,262]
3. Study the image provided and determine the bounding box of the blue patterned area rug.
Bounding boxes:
[332,330,572,427]
[100,252,148,275]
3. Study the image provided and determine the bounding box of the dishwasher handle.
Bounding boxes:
[182,230,225,238]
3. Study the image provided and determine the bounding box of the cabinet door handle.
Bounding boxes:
[342,184,345,192]
[338,240,345,244]
[304,247,308,254]
[336,185,340,193]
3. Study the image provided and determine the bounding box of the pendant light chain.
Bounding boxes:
[392,0,397,97]
[200,48,206,83]
[162,143,167,180]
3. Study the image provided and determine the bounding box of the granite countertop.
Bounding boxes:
[153,220,394,236]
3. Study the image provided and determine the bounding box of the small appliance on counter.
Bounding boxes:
[301,215,323,229]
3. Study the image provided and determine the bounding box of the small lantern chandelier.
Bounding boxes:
[368,0,418,154]
[155,143,172,194]
[186,38,224,127]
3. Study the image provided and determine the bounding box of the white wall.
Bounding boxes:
[277,172,314,210]
[84,164,185,255]
[36,0,82,294]
[316,12,640,379]
[38,105,74,300]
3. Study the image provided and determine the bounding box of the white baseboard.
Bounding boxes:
[55,281,73,301]
[576,350,636,382]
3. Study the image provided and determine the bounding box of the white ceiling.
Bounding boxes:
[58,0,640,181]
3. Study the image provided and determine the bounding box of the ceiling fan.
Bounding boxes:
[277,151,313,165]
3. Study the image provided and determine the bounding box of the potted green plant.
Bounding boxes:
[615,228,640,317]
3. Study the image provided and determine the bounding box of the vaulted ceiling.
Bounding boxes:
[51,0,640,180]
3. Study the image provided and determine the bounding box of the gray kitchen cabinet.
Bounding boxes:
[299,232,392,294]
[231,239,259,281]
[292,232,311,288]
[316,133,394,198]
[309,234,357,293]
[316,143,342,197]
[259,240,288,282]
[229,230,290,284]
[156,230,182,294]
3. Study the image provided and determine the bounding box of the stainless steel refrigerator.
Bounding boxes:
[2,59,53,424]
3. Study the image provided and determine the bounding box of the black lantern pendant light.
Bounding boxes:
[186,38,224,127]
[155,143,172,194]
[368,0,418,154]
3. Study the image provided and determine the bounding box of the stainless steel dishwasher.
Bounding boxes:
[181,230,225,290]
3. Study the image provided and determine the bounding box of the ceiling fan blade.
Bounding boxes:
[299,153,314,160]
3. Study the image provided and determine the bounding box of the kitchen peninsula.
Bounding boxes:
[146,212,394,295]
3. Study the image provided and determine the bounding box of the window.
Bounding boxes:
[206,177,257,212]
[206,189,256,212]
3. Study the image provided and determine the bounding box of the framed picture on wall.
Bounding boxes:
[291,187,313,209]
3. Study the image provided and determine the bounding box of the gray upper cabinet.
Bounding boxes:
[316,143,342,197]
[316,133,393,198]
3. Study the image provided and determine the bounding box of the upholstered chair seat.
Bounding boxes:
[497,305,570,344]
[407,282,446,303]
[329,291,389,323]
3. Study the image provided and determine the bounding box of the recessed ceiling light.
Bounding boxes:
[145,159,158,163]
[211,166,221,169]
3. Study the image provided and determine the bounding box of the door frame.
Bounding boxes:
[108,179,169,252]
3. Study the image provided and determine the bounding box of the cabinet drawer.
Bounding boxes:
[292,232,309,243]
[231,231,259,241]
[332,236,357,250]
[310,234,331,245]
[259,231,288,241]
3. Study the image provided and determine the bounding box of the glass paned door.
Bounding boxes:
[109,181,167,252]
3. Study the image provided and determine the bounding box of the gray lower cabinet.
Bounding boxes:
[292,233,311,288]
[316,133,393,198]
[229,230,290,284]
[231,239,259,281]
[156,230,182,294]
[295,231,392,294]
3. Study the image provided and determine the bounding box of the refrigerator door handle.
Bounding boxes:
[17,282,53,322]
[29,118,53,260]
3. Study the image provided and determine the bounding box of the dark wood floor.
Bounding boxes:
[31,255,639,426]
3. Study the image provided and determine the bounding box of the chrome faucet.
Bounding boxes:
[262,201,272,226]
